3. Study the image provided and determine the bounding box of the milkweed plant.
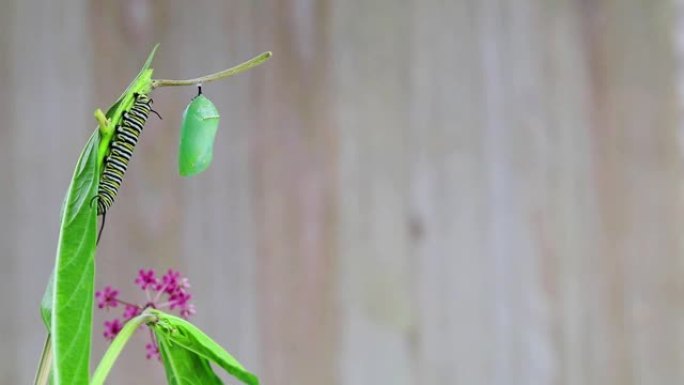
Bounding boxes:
[33,45,271,385]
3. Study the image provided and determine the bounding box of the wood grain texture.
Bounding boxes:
[0,0,683,384]
[0,2,16,384]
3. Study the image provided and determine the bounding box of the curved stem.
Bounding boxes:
[114,299,139,308]
[33,334,52,385]
[91,311,158,385]
[152,51,272,89]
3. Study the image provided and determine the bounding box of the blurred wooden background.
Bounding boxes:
[1,0,684,384]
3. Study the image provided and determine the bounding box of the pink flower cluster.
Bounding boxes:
[96,268,196,360]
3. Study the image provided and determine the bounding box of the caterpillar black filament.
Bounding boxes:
[94,93,158,243]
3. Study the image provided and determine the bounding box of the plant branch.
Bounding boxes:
[33,334,52,385]
[91,311,158,385]
[152,51,272,89]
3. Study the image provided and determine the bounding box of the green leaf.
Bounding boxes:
[97,44,159,166]
[157,333,224,385]
[41,44,160,385]
[105,43,158,117]
[178,94,220,177]
[151,310,259,385]
[50,131,99,385]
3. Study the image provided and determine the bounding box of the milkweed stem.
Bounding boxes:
[33,334,52,385]
[91,311,158,385]
[151,51,272,89]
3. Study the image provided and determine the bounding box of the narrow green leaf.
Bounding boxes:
[97,44,159,165]
[40,269,54,329]
[157,333,224,385]
[37,273,54,385]
[51,131,99,385]
[104,43,159,117]
[151,310,259,385]
[178,94,220,176]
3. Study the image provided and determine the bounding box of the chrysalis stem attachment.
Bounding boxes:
[151,51,272,89]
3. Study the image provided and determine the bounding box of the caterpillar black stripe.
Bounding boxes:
[94,93,159,243]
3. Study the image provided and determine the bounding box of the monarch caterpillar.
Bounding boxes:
[94,92,160,243]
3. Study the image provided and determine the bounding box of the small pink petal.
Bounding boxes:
[123,305,141,321]
[103,319,123,341]
[95,286,119,310]
[134,269,158,290]
[145,342,161,360]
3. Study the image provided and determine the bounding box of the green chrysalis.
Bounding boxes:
[178,86,220,176]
